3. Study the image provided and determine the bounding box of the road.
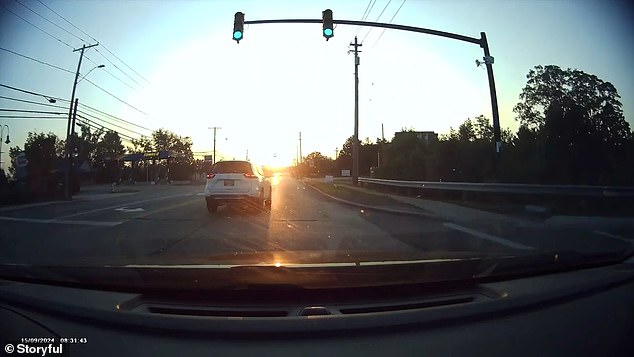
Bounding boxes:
[0,174,631,266]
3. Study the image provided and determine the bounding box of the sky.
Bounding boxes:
[1,0,633,169]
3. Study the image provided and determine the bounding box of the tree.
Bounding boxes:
[9,132,64,178]
[130,136,153,153]
[513,65,627,133]
[513,65,632,184]
[94,131,125,183]
[300,152,333,177]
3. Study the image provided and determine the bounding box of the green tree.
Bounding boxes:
[93,131,126,182]
[513,65,632,184]
[9,132,64,179]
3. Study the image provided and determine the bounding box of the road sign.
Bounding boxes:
[204,155,213,162]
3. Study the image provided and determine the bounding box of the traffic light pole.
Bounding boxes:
[240,16,502,175]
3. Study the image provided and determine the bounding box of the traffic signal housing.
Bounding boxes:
[233,12,244,43]
[322,9,333,40]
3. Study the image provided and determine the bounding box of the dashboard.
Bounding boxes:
[1,258,633,357]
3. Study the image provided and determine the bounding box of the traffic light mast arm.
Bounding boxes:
[243,19,481,45]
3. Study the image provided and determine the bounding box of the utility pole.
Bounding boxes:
[299,132,302,164]
[65,43,98,200]
[378,123,384,167]
[348,36,362,186]
[71,98,79,141]
[209,127,221,164]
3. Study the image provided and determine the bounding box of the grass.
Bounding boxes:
[309,181,402,206]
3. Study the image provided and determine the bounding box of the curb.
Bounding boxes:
[304,182,441,220]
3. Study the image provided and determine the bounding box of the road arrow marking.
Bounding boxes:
[115,207,145,213]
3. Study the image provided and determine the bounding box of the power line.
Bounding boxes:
[84,55,142,91]
[0,95,68,109]
[363,0,378,21]
[100,44,151,85]
[1,83,152,132]
[361,0,393,44]
[0,83,65,102]
[76,112,147,137]
[0,46,75,74]
[93,49,144,89]
[81,77,148,116]
[355,0,375,36]
[14,0,86,43]
[0,115,65,119]
[77,103,153,132]
[36,0,98,42]
[76,116,138,141]
[1,3,74,49]
[35,0,151,85]
[372,0,407,48]
[0,108,65,115]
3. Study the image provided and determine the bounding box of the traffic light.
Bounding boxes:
[322,9,333,40]
[233,12,244,43]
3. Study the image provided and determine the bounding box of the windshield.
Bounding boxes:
[0,0,632,290]
[211,161,253,174]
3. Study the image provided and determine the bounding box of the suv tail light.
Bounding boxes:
[244,173,257,179]
[206,173,215,179]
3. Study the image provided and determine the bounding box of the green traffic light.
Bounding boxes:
[323,28,333,37]
[233,31,243,40]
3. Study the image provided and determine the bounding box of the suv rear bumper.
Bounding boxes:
[205,194,259,205]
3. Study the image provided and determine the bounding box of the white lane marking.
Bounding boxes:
[593,231,632,243]
[114,207,145,213]
[0,200,66,212]
[443,222,535,250]
[56,193,196,219]
[0,216,122,227]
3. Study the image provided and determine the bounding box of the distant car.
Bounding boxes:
[204,160,272,213]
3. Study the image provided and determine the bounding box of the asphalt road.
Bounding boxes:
[0,174,631,266]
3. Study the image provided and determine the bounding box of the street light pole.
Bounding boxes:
[64,43,98,200]
[0,124,10,171]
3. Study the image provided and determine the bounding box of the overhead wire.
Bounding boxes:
[35,0,151,85]
[80,78,147,116]
[0,84,153,134]
[77,103,153,132]
[0,49,148,116]
[76,116,138,141]
[0,115,66,119]
[84,55,142,91]
[0,95,68,109]
[361,0,393,44]
[1,3,74,49]
[354,0,375,37]
[0,108,65,115]
[93,49,144,89]
[0,46,75,74]
[76,111,147,137]
[0,83,65,102]
[372,0,407,48]
[14,0,86,43]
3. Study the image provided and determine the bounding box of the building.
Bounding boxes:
[393,131,438,145]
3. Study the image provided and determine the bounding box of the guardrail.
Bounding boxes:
[357,177,634,197]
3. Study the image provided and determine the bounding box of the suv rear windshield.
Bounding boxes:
[211,161,253,174]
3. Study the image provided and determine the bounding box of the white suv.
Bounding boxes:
[204,160,272,213]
